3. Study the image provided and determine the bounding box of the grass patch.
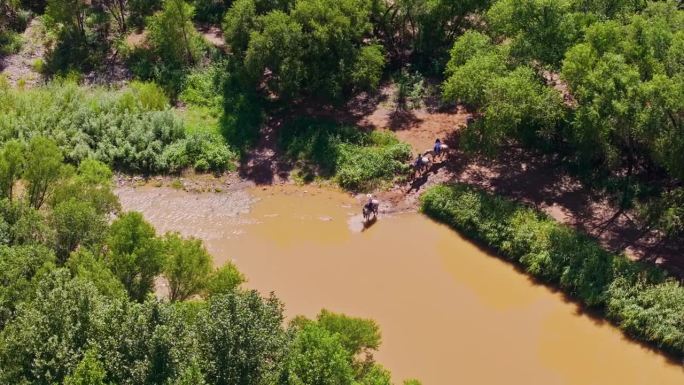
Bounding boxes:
[420,184,684,357]
[279,118,411,191]
[170,179,183,189]
[31,58,45,73]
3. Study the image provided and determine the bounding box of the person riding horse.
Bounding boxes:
[363,194,379,221]
[411,151,431,179]
[431,138,449,161]
[434,139,442,157]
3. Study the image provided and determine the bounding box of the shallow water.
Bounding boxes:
[117,185,684,385]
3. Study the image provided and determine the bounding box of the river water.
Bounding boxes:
[117,184,684,385]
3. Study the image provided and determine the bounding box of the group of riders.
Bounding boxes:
[412,138,449,178]
[363,138,449,222]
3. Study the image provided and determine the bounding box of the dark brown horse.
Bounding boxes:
[363,200,379,221]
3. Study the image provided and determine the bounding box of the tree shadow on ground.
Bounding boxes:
[441,130,684,275]
[388,109,423,131]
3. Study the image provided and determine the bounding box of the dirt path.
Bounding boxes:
[0,18,46,87]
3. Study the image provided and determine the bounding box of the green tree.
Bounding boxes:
[377,0,492,72]
[95,298,190,385]
[63,349,108,385]
[487,0,586,66]
[316,309,381,357]
[2,199,53,246]
[243,0,385,102]
[442,44,507,107]
[172,358,207,385]
[280,323,355,385]
[107,212,164,302]
[50,159,120,217]
[99,0,129,34]
[51,198,107,263]
[46,0,88,36]
[476,66,564,151]
[66,249,126,298]
[205,262,245,296]
[199,291,286,385]
[351,44,386,92]
[0,244,56,328]
[403,380,422,385]
[23,137,64,209]
[148,0,204,68]
[571,0,647,18]
[23,136,64,210]
[0,140,25,201]
[162,232,212,301]
[0,269,104,385]
[223,0,258,56]
[358,364,392,385]
[243,10,304,96]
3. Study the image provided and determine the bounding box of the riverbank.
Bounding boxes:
[420,183,684,359]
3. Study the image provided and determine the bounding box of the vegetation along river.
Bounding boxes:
[117,184,684,385]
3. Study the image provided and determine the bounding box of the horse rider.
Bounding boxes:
[413,153,424,168]
[366,194,379,210]
[434,138,442,157]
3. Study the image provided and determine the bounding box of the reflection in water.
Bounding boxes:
[117,185,684,385]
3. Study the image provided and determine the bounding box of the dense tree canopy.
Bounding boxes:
[233,0,386,101]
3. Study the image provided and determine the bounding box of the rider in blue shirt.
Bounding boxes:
[434,139,442,156]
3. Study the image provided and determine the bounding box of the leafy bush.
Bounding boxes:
[31,58,45,73]
[162,132,236,173]
[0,82,234,173]
[279,119,411,191]
[0,30,23,55]
[179,63,225,114]
[421,183,684,356]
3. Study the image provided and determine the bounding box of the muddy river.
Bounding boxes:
[117,184,684,385]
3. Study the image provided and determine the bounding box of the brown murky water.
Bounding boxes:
[117,185,684,385]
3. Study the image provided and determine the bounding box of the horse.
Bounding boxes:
[411,153,431,178]
[425,144,450,161]
[363,200,379,221]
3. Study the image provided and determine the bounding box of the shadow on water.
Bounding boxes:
[362,216,378,232]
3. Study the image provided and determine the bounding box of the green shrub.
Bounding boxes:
[421,183,684,356]
[0,82,234,174]
[179,64,224,114]
[32,58,45,73]
[129,81,170,110]
[279,119,410,191]
[0,30,23,55]
[162,132,236,173]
